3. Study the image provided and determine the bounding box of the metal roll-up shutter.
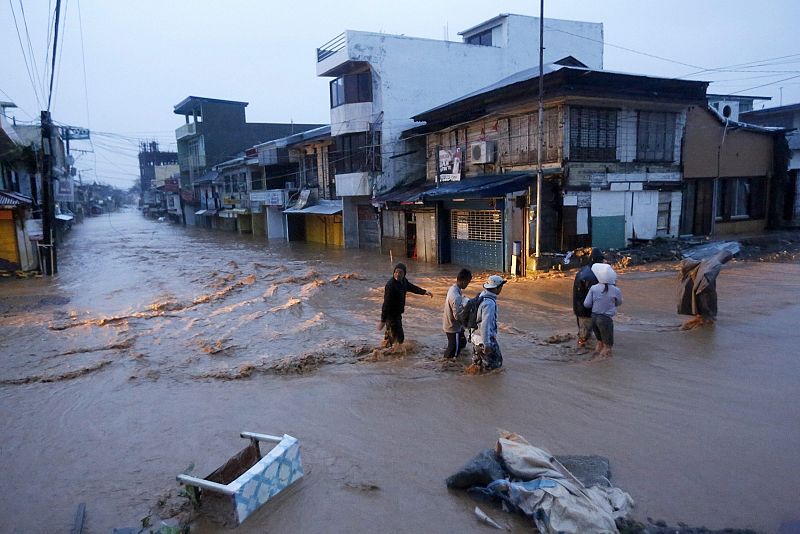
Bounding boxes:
[450,209,503,271]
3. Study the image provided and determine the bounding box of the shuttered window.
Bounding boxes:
[637,111,676,162]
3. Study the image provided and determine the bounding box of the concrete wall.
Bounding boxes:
[266,207,285,239]
[683,106,774,179]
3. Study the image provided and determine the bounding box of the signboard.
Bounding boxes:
[61,126,90,140]
[250,190,285,207]
[55,177,74,202]
[438,146,463,182]
[26,218,43,241]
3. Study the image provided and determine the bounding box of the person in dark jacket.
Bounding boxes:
[677,250,733,330]
[572,248,605,348]
[379,263,432,350]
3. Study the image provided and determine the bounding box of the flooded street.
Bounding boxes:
[1,209,798,533]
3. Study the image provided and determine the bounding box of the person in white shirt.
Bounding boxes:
[442,269,472,359]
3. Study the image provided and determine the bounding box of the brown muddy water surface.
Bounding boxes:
[1,210,798,533]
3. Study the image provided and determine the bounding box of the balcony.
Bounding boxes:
[175,122,197,140]
[317,32,345,62]
[316,32,370,77]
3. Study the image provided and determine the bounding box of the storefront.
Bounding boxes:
[284,199,344,246]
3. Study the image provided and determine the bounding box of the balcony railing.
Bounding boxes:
[317,32,346,62]
[175,122,197,140]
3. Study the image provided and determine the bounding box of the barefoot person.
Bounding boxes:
[443,269,472,359]
[470,275,506,371]
[572,248,604,349]
[379,263,433,351]
[677,250,733,330]
[583,263,622,359]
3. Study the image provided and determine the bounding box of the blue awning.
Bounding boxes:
[422,171,560,200]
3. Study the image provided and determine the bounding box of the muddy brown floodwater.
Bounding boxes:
[1,209,799,533]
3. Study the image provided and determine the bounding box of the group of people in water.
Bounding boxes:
[378,246,730,371]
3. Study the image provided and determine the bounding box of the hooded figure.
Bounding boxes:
[677,250,733,328]
[572,248,605,348]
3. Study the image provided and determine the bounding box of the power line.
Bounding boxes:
[8,0,44,109]
[18,0,46,105]
[76,0,91,129]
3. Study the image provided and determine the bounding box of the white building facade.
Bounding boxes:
[316,13,604,248]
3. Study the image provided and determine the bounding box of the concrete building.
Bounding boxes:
[740,103,800,225]
[682,106,782,236]
[315,13,603,248]
[173,96,322,226]
[138,141,178,218]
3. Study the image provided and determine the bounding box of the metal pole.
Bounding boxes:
[534,0,544,268]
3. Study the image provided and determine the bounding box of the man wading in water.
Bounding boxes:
[378,263,432,356]
[572,248,605,349]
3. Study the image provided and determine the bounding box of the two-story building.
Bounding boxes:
[740,102,800,225]
[397,59,709,273]
[316,13,604,249]
[173,96,322,226]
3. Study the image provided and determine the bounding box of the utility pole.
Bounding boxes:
[40,111,58,274]
[534,0,544,270]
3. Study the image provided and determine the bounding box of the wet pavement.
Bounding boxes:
[1,209,798,533]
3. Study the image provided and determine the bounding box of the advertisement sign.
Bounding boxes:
[61,126,90,140]
[438,146,462,182]
[55,177,74,202]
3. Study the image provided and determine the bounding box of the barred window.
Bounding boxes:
[569,107,617,161]
[450,210,502,242]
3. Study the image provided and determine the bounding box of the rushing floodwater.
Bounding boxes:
[1,209,798,533]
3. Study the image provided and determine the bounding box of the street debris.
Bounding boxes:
[176,432,303,527]
[474,505,507,530]
[447,431,633,533]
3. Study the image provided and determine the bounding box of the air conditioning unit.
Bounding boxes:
[715,100,740,121]
[470,141,496,164]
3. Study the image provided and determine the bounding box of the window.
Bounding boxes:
[303,154,319,187]
[637,111,676,162]
[333,132,381,174]
[382,210,405,239]
[250,170,264,191]
[330,72,372,108]
[569,107,617,161]
[715,177,766,221]
[465,28,493,46]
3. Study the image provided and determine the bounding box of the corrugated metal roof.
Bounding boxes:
[284,199,342,215]
[0,190,33,207]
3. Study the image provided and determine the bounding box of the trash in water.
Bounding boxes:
[447,431,633,533]
[176,431,303,527]
[474,505,506,530]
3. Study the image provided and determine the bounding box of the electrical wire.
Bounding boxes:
[8,0,44,109]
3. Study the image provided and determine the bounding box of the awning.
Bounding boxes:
[195,209,208,215]
[373,180,436,205]
[218,209,237,218]
[422,170,560,200]
[195,209,218,216]
[0,191,33,207]
[55,213,74,221]
[284,199,342,215]
[193,170,219,185]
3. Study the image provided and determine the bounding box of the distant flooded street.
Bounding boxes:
[1,209,799,533]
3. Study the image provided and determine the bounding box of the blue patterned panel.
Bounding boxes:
[232,435,304,524]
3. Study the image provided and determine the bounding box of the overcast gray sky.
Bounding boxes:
[3,0,799,189]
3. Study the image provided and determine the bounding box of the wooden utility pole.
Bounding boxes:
[40,110,58,274]
[534,0,544,269]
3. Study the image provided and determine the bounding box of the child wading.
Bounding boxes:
[582,263,622,359]
[379,263,432,352]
